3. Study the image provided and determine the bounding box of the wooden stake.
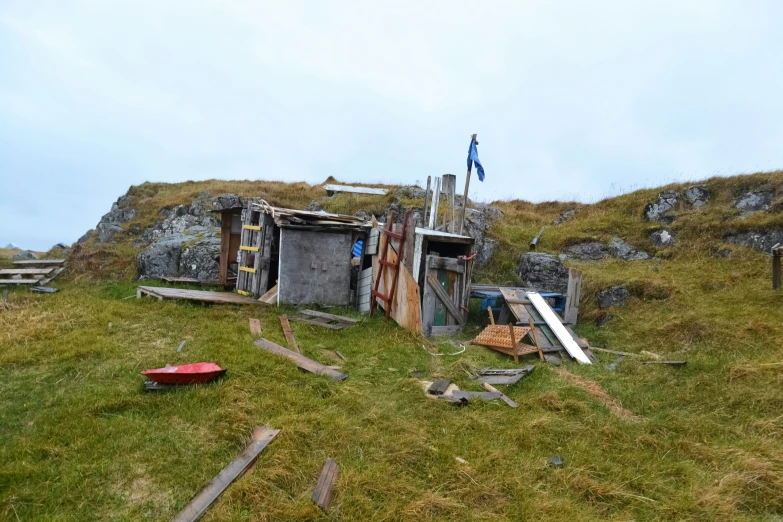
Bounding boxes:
[423,175,432,226]
[487,305,495,325]
[458,134,477,235]
[508,322,518,364]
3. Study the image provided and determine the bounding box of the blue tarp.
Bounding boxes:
[352,240,363,258]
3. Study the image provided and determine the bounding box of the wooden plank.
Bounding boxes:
[428,256,465,273]
[527,292,591,364]
[219,211,232,284]
[324,183,388,196]
[279,315,299,352]
[642,360,687,366]
[428,177,441,229]
[38,267,65,286]
[136,286,265,305]
[774,248,781,290]
[564,268,583,324]
[499,288,533,324]
[451,390,502,401]
[312,457,339,512]
[427,273,464,325]
[372,249,423,334]
[299,309,359,324]
[255,339,347,380]
[0,279,41,284]
[12,259,65,266]
[171,426,280,522]
[0,268,54,275]
[249,318,262,336]
[482,382,518,408]
[290,317,347,330]
[259,284,278,304]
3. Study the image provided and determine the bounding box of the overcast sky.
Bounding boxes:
[2,1,782,250]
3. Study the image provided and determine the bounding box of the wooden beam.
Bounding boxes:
[219,211,231,285]
[312,457,339,512]
[0,268,54,275]
[255,339,347,380]
[564,268,582,324]
[527,291,591,364]
[12,259,65,266]
[171,425,280,522]
[458,134,476,235]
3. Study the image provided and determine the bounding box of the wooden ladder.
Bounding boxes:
[370,210,411,320]
[236,207,263,296]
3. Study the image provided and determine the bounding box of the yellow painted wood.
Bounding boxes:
[240,246,259,252]
[237,289,250,296]
[240,266,257,274]
[243,225,261,231]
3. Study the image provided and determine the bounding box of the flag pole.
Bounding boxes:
[458,133,477,235]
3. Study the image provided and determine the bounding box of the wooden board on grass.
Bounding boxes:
[312,457,339,512]
[255,339,347,381]
[136,286,265,305]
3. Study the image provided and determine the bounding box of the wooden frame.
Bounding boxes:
[422,254,466,336]
[773,243,782,290]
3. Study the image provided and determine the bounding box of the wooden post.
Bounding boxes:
[528,317,544,362]
[219,211,231,285]
[442,174,456,233]
[458,134,477,236]
[423,176,432,227]
[487,305,495,325]
[773,244,782,290]
[428,177,441,230]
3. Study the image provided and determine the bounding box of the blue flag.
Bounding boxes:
[467,139,485,181]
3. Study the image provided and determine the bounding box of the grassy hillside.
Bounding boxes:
[2,171,783,521]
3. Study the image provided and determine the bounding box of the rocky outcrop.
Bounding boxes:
[137,233,221,281]
[464,204,504,269]
[734,190,773,216]
[13,250,37,261]
[644,185,710,222]
[396,186,427,199]
[305,200,324,212]
[517,252,569,294]
[644,190,681,222]
[724,230,783,252]
[51,242,70,250]
[684,186,709,208]
[95,194,137,243]
[597,284,630,309]
[562,237,649,261]
[650,229,676,247]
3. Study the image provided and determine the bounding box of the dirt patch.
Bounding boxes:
[556,370,643,422]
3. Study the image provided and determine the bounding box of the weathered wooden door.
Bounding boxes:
[422,255,465,336]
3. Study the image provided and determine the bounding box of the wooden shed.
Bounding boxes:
[210,205,244,286]
[366,213,475,336]
[235,201,370,306]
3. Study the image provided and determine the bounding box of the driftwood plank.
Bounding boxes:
[249,318,262,336]
[0,268,54,275]
[279,315,299,352]
[171,425,280,522]
[255,339,347,381]
[12,259,65,266]
[312,457,339,512]
[136,286,264,305]
[428,379,451,395]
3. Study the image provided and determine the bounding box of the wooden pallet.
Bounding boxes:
[136,286,266,305]
[289,309,358,330]
[470,324,538,363]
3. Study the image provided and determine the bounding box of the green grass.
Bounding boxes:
[2,171,783,520]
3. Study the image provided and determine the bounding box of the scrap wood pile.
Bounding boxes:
[470,283,595,366]
[0,258,66,286]
[250,200,368,230]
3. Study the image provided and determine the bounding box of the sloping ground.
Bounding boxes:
[1,171,783,520]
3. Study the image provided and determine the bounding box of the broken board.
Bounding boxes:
[170,425,280,522]
[255,338,347,381]
[136,286,265,305]
[312,457,339,512]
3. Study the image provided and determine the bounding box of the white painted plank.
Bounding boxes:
[324,184,387,196]
[527,291,591,364]
[358,267,372,313]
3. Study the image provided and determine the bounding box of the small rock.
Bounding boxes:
[684,185,709,208]
[517,252,569,293]
[544,354,562,366]
[644,190,681,222]
[548,456,564,468]
[597,284,630,309]
[12,250,37,261]
[650,229,677,247]
[608,237,649,260]
[564,241,608,261]
[710,247,733,258]
[51,242,70,250]
[395,186,427,199]
[409,369,425,378]
[734,190,773,213]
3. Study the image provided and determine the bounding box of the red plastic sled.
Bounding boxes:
[141,362,226,385]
